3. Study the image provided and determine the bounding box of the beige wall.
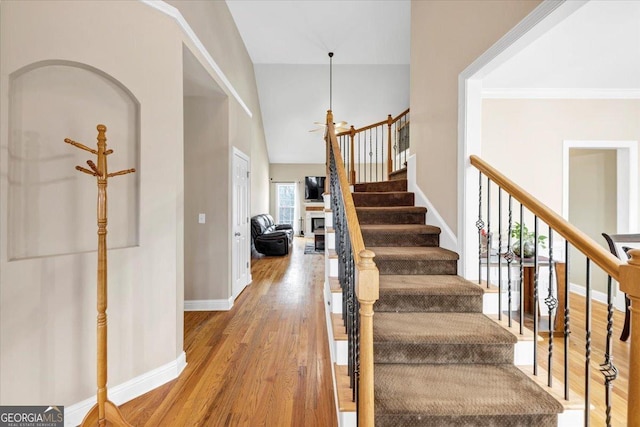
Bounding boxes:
[482,99,640,218]
[168,0,270,216]
[569,149,617,293]
[410,0,540,235]
[0,0,184,405]
[184,95,230,301]
[269,163,326,235]
[0,0,269,408]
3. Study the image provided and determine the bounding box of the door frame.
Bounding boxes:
[231,146,251,299]
[458,0,589,279]
[562,140,638,233]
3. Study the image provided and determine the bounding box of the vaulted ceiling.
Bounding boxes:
[226,0,411,164]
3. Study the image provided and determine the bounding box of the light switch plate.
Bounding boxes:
[198,213,206,224]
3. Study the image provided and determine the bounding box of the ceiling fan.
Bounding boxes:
[309,52,349,133]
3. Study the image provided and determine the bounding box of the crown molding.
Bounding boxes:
[482,88,640,99]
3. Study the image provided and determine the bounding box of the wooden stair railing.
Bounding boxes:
[326,110,379,426]
[471,155,639,426]
[335,108,409,184]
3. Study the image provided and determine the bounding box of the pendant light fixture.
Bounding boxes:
[310,52,348,133]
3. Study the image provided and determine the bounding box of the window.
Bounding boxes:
[276,183,296,226]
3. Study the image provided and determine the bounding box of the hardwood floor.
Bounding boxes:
[521,292,630,426]
[119,238,337,426]
[118,236,632,426]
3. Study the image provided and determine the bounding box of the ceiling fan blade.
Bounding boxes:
[335,121,348,127]
[313,121,327,126]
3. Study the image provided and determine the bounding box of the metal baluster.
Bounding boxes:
[354,281,360,405]
[564,240,571,401]
[486,179,491,289]
[368,130,373,183]
[498,188,503,321]
[600,269,618,427]
[546,228,557,387]
[393,121,397,173]
[357,133,361,185]
[476,171,484,285]
[375,126,379,182]
[533,217,539,376]
[519,203,524,335]
[506,195,514,327]
[585,258,592,426]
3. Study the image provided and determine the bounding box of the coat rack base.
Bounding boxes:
[80,399,133,426]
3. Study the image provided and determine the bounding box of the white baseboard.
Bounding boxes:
[569,283,625,311]
[65,352,187,426]
[407,155,458,252]
[184,297,234,311]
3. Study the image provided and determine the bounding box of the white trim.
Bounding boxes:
[184,298,234,311]
[140,0,253,118]
[64,352,187,427]
[569,283,625,311]
[231,146,252,299]
[482,88,640,99]
[407,155,457,253]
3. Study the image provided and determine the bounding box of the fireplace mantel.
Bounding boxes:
[304,202,324,237]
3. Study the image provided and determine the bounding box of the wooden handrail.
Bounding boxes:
[391,107,410,123]
[336,109,411,138]
[326,111,367,263]
[470,155,622,279]
[326,110,379,427]
[473,154,640,424]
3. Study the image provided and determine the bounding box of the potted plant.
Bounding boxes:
[511,222,546,258]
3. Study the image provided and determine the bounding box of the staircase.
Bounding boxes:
[352,176,563,426]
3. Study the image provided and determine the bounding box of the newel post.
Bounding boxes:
[356,249,379,427]
[620,248,640,426]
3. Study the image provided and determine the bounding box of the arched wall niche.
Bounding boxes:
[8,60,140,260]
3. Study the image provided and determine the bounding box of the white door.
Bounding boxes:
[232,148,250,299]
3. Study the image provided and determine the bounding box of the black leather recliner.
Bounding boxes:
[251,214,293,256]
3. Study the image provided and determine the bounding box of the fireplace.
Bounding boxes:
[311,217,325,233]
[304,204,324,237]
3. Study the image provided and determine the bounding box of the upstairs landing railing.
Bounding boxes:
[325,110,379,426]
[336,108,409,184]
[471,155,639,426]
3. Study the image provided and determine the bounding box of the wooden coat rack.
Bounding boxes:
[65,125,135,427]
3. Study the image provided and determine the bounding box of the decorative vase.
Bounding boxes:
[512,239,536,258]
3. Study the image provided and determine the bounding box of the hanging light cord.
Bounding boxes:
[329,52,334,111]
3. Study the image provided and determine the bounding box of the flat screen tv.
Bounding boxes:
[305,176,326,201]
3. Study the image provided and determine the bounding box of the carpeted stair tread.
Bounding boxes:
[375,312,515,344]
[377,275,483,312]
[375,364,563,425]
[356,206,427,225]
[374,312,516,364]
[371,246,459,275]
[370,246,459,260]
[352,191,414,207]
[361,224,440,247]
[388,168,407,181]
[361,224,440,234]
[379,274,482,295]
[354,179,407,193]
